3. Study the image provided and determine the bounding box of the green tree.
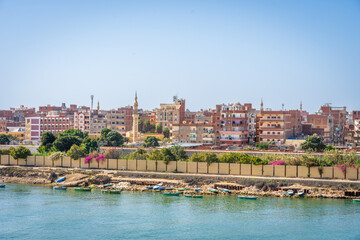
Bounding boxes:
[301,136,326,152]
[82,137,98,153]
[156,123,162,133]
[163,127,170,138]
[147,149,163,160]
[126,148,148,160]
[142,136,160,148]
[150,123,156,133]
[59,129,88,141]
[66,145,87,160]
[170,145,188,161]
[0,134,10,145]
[40,131,56,151]
[100,128,111,138]
[255,142,269,150]
[53,135,82,152]
[143,120,151,132]
[189,152,219,166]
[138,119,144,133]
[9,146,31,160]
[325,145,336,151]
[161,148,176,164]
[106,131,124,146]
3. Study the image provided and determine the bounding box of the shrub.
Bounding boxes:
[9,146,31,160]
[105,148,122,159]
[0,149,10,155]
[301,136,326,152]
[142,136,160,148]
[301,155,320,167]
[335,163,357,175]
[189,152,219,166]
[49,151,66,161]
[66,145,87,160]
[85,152,106,163]
[256,143,268,150]
[269,160,285,165]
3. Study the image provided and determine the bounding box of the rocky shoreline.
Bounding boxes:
[1,166,359,199]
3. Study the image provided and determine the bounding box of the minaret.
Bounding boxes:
[300,101,303,112]
[132,92,139,143]
[260,98,263,113]
[97,101,100,113]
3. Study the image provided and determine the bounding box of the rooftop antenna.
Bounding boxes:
[90,95,94,110]
[282,103,284,111]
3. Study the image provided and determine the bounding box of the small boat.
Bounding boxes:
[163,192,181,196]
[74,187,92,192]
[217,187,230,193]
[102,190,122,194]
[287,190,295,196]
[146,186,153,190]
[165,187,173,190]
[297,190,305,197]
[185,195,203,198]
[56,177,66,183]
[153,183,163,190]
[103,183,113,187]
[0,185,5,188]
[158,187,166,190]
[207,187,218,193]
[54,186,67,190]
[194,188,202,192]
[353,199,360,202]
[178,187,191,191]
[238,196,258,200]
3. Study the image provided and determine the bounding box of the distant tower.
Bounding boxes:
[260,98,263,113]
[300,101,303,112]
[132,92,139,143]
[97,101,100,113]
[90,95,94,111]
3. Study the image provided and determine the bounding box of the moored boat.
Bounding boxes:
[74,187,92,192]
[287,190,295,196]
[103,183,113,187]
[178,187,191,191]
[163,192,181,196]
[194,188,202,192]
[353,199,360,202]
[238,196,258,200]
[207,187,218,193]
[56,177,66,183]
[297,190,305,197]
[102,189,122,194]
[54,186,67,190]
[217,187,230,193]
[153,183,163,190]
[0,184,5,188]
[185,195,203,198]
[146,186,153,190]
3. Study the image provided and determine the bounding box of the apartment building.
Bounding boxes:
[171,123,216,145]
[25,116,71,141]
[155,96,185,130]
[215,103,254,146]
[259,111,292,143]
[105,106,133,134]
[305,114,334,143]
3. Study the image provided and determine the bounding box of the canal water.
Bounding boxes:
[0,184,359,240]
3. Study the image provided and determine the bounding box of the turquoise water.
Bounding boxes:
[1,185,360,240]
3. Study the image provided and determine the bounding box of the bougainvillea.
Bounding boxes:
[85,152,106,163]
[335,163,357,175]
[269,160,285,166]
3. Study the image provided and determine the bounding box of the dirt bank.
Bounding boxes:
[1,166,359,199]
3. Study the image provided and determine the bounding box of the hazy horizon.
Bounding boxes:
[1,0,359,113]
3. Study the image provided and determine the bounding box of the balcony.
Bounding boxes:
[260,127,284,131]
[260,118,284,122]
[219,130,248,135]
[259,134,284,139]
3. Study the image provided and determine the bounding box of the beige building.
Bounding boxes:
[155,96,185,130]
[105,106,133,134]
[171,123,216,145]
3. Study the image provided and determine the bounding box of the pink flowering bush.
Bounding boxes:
[335,163,358,175]
[269,160,285,166]
[85,152,106,163]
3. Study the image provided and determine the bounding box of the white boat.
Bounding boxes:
[287,190,294,196]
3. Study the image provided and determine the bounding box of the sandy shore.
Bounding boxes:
[1,165,359,199]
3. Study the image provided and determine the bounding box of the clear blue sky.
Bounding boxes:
[0,0,359,113]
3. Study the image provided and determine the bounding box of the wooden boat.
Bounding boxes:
[56,177,66,183]
[178,187,191,191]
[297,190,305,197]
[185,195,203,198]
[287,190,295,196]
[165,187,173,190]
[0,184,5,188]
[207,187,218,193]
[54,186,67,190]
[194,188,202,192]
[146,186,153,190]
[163,192,181,196]
[103,183,113,187]
[353,199,360,202]
[153,183,163,190]
[238,196,258,200]
[217,187,230,193]
[74,187,92,192]
[102,190,122,194]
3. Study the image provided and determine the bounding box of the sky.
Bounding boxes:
[0,0,359,113]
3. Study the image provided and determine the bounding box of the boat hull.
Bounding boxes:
[238,196,258,200]
[74,188,92,192]
[163,192,181,196]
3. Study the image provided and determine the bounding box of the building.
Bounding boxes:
[25,116,71,141]
[0,117,7,132]
[215,103,254,146]
[258,111,292,143]
[305,114,334,143]
[105,106,133,134]
[155,96,185,130]
[354,111,360,146]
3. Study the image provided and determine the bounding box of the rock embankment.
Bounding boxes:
[0,166,359,199]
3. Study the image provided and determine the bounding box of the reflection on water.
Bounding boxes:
[0,184,360,240]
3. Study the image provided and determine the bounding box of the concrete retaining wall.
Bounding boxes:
[241,164,252,176]
[108,159,118,170]
[208,163,219,174]
[274,165,285,177]
[219,163,229,174]
[230,163,240,175]
[137,160,147,171]
[197,162,207,174]
[286,165,297,178]
[187,162,197,173]
[147,160,156,171]
[298,166,309,178]
[263,165,273,176]
[167,161,177,172]
[157,161,167,172]
[127,160,137,171]
[177,161,187,173]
